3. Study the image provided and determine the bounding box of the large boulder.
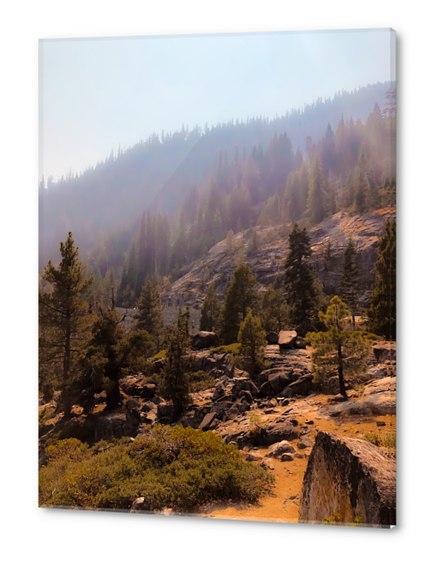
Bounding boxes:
[280,374,314,398]
[191,331,220,350]
[299,432,396,527]
[266,440,297,458]
[278,331,297,349]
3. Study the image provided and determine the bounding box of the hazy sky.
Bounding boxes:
[39,28,395,182]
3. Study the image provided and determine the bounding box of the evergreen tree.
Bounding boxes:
[284,224,317,336]
[247,229,260,255]
[225,229,235,253]
[82,309,154,411]
[261,284,290,333]
[308,296,372,397]
[39,232,94,418]
[135,280,164,350]
[238,313,267,375]
[367,220,396,339]
[307,154,327,225]
[160,311,191,419]
[339,237,360,329]
[219,263,259,344]
[200,282,222,332]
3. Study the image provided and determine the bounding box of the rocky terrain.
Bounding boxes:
[39,334,396,527]
[160,208,396,321]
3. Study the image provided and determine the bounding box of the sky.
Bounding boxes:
[39,28,395,182]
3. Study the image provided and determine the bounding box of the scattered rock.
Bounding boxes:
[245,452,263,462]
[281,454,294,462]
[199,412,217,430]
[297,437,314,449]
[295,337,307,349]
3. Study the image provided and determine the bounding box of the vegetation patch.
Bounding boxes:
[189,371,217,393]
[212,343,241,356]
[39,425,274,512]
[362,431,396,449]
[152,349,167,361]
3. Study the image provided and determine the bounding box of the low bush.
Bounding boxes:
[212,343,241,356]
[362,431,396,449]
[189,371,217,393]
[39,425,274,512]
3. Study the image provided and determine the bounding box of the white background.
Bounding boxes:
[1,1,430,560]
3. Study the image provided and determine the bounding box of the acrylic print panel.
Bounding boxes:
[38,28,396,527]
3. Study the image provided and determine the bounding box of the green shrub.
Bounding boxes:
[189,371,217,393]
[39,425,274,512]
[212,343,241,356]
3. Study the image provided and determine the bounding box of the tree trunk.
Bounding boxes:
[337,343,347,397]
[106,379,122,410]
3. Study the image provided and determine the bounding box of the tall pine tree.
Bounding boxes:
[219,263,259,344]
[367,219,396,339]
[284,224,317,336]
[39,232,94,418]
[339,237,360,329]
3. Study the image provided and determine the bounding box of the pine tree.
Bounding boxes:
[367,220,396,339]
[219,263,259,344]
[160,311,191,419]
[261,284,290,333]
[82,310,154,411]
[39,232,94,418]
[308,296,372,397]
[225,229,235,253]
[339,237,360,329]
[238,313,267,375]
[200,282,222,332]
[284,224,317,336]
[307,154,327,225]
[135,280,164,351]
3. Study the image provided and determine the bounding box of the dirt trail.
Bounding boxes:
[199,394,396,524]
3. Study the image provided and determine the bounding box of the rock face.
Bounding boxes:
[191,331,220,350]
[299,432,396,527]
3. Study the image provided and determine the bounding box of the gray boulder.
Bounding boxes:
[266,440,296,458]
[191,331,220,350]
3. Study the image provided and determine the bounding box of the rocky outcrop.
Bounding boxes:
[298,432,396,527]
[162,210,394,319]
[328,377,396,417]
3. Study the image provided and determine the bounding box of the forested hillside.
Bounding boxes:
[39,81,393,281]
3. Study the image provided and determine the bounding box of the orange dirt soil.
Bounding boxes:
[198,394,396,524]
